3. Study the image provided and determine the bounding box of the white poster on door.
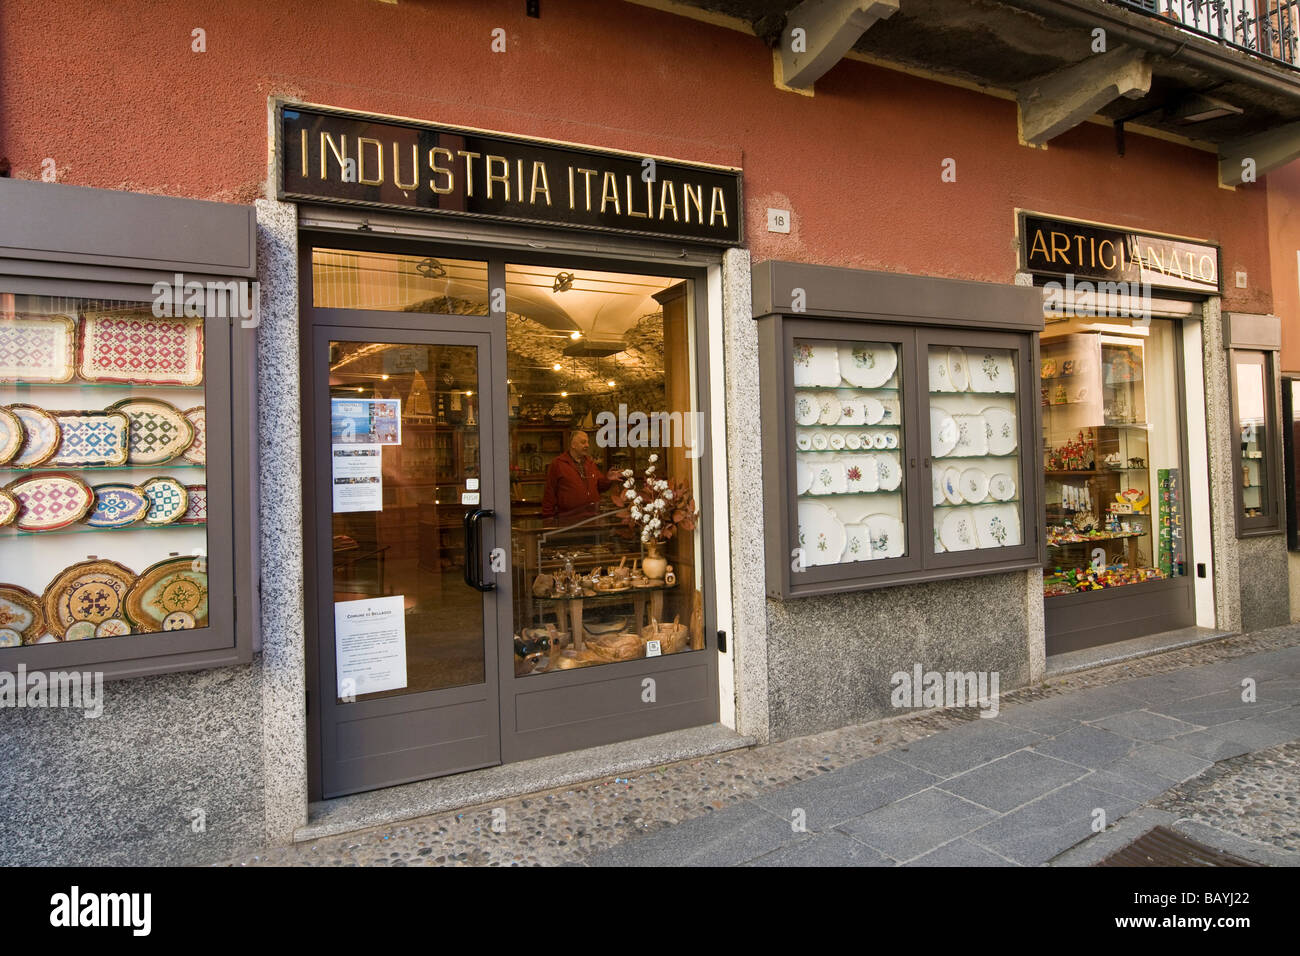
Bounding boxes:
[334,595,408,697]
[332,443,383,512]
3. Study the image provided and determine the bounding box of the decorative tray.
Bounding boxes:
[78,310,204,386]
[0,315,77,384]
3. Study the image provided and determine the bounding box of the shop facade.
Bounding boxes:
[1,0,1296,865]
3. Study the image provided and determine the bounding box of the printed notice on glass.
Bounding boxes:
[331,398,402,445]
[334,595,408,697]
[332,444,383,512]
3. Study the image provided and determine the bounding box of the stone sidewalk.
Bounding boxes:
[225,624,1300,866]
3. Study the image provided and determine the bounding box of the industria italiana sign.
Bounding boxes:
[277,104,743,245]
[1020,213,1220,295]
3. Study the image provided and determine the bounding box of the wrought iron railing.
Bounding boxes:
[1109,1,1300,68]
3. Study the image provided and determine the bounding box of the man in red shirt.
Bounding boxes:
[541,430,619,522]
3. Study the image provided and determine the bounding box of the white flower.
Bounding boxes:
[634,495,643,504]
[623,478,634,489]
[641,531,650,542]
[622,469,633,477]
[664,489,674,500]
[631,507,641,520]
[648,454,658,463]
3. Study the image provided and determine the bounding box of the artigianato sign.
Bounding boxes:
[1020,214,1220,294]
[278,104,743,245]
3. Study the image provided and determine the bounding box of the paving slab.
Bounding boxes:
[991,705,1081,737]
[837,788,998,861]
[937,750,1089,813]
[1030,685,1147,721]
[889,721,1041,777]
[752,754,937,831]
[905,838,1018,867]
[1106,742,1212,785]
[744,829,894,867]
[1030,725,1135,769]
[1081,768,1180,803]
[1156,731,1254,763]
[967,783,1139,866]
[1089,709,1202,741]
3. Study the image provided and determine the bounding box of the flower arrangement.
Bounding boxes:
[610,454,698,545]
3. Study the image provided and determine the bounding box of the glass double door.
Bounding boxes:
[308,310,506,798]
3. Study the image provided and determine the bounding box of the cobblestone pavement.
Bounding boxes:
[1149,741,1300,853]
[223,624,1300,866]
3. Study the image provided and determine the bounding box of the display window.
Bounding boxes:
[1230,349,1282,535]
[1041,319,1188,595]
[0,294,211,647]
[504,265,704,675]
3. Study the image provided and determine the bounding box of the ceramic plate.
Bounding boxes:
[829,433,845,450]
[0,406,23,464]
[988,473,1017,502]
[797,500,845,567]
[0,628,19,648]
[930,408,958,457]
[141,475,189,525]
[983,406,1018,456]
[871,432,888,450]
[794,392,820,426]
[876,453,902,491]
[861,396,884,425]
[796,460,813,495]
[95,618,132,638]
[878,398,901,425]
[969,349,1015,393]
[812,432,829,450]
[0,488,17,527]
[796,431,811,451]
[973,503,1021,548]
[942,466,963,504]
[933,528,946,554]
[86,483,149,528]
[842,522,872,562]
[9,404,61,468]
[0,584,45,644]
[838,343,897,388]
[927,349,953,392]
[181,406,206,465]
[792,343,841,387]
[109,397,195,465]
[952,413,989,457]
[866,513,905,559]
[817,392,841,425]
[78,310,204,386]
[845,433,862,450]
[932,471,945,507]
[43,559,138,637]
[939,508,980,552]
[0,315,77,383]
[124,557,208,633]
[49,410,131,467]
[838,399,863,425]
[845,455,879,493]
[809,461,847,495]
[6,472,94,531]
[947,347,970,392]
[961,467,989,503]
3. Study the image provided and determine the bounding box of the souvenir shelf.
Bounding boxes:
[1228,346,1282,535]
[0,177,256,677]
[754,263,1044,599]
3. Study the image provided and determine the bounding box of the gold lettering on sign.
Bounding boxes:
[486,155,510,200]
[1199,254,1215,282]
[709,186,728,228]
[516,159,525,202]
[1144,245,1164,274]
[1029,229,1049,262]
[577,168,597,212]
[300,129,308,178]
[1049,231,1070,264]
[358,138,384,186]
[659,179,679,221]
[600,171,620,214]
[531,161,552,206]
[684,183,703,225]
[458,151,481,197]
[1076,235,1087,267]
[393,143,418,190]
[321,132,348,180]
[428,147,454,194]
[624,175,648,218]
[1097,239,1117,270]
[567,166,576,210]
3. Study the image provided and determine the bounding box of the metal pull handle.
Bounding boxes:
[462,508,497,592]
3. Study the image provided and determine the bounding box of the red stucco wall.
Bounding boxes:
[1267,162,1300,373]
[0,0,1274,312]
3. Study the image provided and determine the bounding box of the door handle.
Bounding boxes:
[463,508,497,592]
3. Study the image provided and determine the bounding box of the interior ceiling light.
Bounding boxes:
[552,362,562,371]
[415,257,447,279]
[564,335,626,358]
[570,330,582,339]
[553,271,575,293]
[1173,94,1243,124]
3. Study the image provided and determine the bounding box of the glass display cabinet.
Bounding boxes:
[754,263,1044,599]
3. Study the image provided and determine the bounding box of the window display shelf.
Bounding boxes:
[3,522,205,538]
[2,382,205,391]
[1,463,207,474]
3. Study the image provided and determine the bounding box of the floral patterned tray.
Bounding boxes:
[8,404,61,468]
[0,584,45,645]
[124,556,207,633]
[5,472,94,531]
[178,485,207,524]
[42,559,137,640]
[141,475,189,526]
[0,315,77,384]
[78,310,204,386]
[0,488,17,528]
[108,397,195,466]
[86,483,149,528]
[181,406,206,465]
[0,406,23,465]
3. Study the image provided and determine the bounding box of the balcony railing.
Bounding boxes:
[1109,1,1300,68]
